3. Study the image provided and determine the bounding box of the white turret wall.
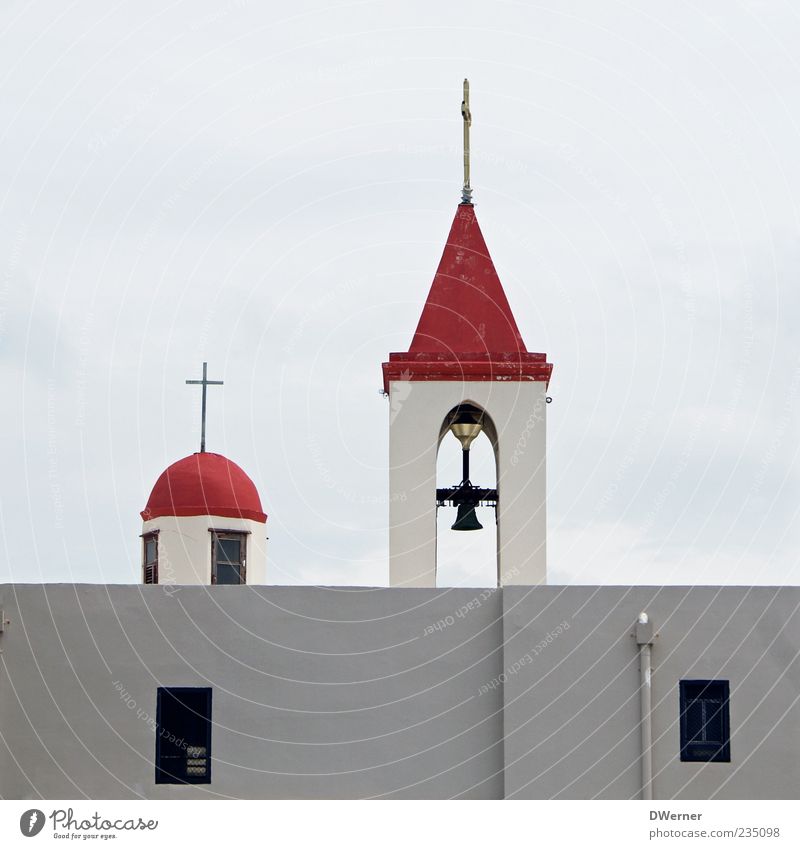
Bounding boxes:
[140,515,268,585]
[388,380,547,587]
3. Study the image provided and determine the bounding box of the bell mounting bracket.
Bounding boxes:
[436,483,497,508]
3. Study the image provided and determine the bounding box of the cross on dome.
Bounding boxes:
[185,362,224,453]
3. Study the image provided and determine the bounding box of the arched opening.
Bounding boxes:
[435,403,499,587]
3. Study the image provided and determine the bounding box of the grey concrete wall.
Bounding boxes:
[0,585,505,799]
[1,584,798,799]
[502,586,800,799]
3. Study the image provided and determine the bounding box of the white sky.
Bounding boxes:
[1,0,799,586]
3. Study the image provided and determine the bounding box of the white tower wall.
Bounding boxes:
[388,379,547,588]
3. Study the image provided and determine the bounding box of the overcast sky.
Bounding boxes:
[1,0,799,587]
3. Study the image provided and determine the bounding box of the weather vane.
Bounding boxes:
[185,362,223,453]
[461,78,472,204]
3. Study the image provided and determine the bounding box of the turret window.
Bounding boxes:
[142,532,158,584]
[211,531,247,584]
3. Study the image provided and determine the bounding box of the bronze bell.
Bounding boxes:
[451,503,483,532]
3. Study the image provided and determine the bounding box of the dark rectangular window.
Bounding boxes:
[142,532,158,584]
[680,680,730,762]
[211,531,246,585]
[155,687,212,784]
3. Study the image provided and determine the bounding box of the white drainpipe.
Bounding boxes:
[636,612,654,800]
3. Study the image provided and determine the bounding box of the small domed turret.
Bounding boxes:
[139,363,267,587]
[140,452,267,586]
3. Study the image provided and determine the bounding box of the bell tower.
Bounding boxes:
[382,81,553,588]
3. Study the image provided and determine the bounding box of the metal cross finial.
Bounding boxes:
[185,362,223,453]
[461,78,473,204]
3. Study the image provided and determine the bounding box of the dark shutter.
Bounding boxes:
[680,680,730,762]
[155,688,212,784]
[142,533,158,584]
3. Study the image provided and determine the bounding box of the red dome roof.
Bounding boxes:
[141,452,266,523]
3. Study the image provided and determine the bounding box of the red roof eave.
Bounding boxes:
[382,356,553,394]
[141,505,267,523]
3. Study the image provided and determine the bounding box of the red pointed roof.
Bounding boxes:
[382,204,552,392]
[141,452,267,523]
[408,203,527,354]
